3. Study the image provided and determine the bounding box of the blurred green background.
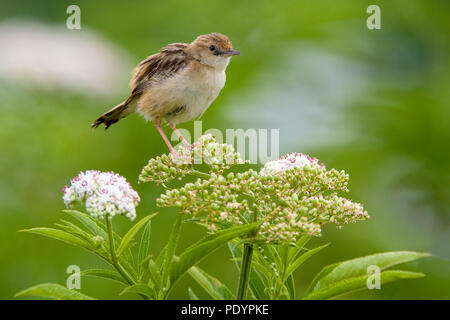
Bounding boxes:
[1,0,449,299]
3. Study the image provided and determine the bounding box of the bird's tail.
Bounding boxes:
[91,97,136,130]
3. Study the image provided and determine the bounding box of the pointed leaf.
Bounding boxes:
[138,220,152,276]
[303,270,425,300]
[68,210,136,268]
[287,234,311,263]
[283,243,329,281]
[118,257,139,282]
[188,288,200,300]
[302,262,339,298]
[57,219,93,241]
[188,266,234,300]
[304,251,430,297]
[63,210,107,239]
[148,259,163,290]
[20,228,92,251]
[120,284,154,299]
[56,220,104,252]
[156,245,167,268]
[162,213,183,285]
[169,223,258,288]
[116,213,158,258]
[249,260,275,281]
[16,283,95,300]
[285,274,296,300]
[265,245,282,268]
[81,269,127,285]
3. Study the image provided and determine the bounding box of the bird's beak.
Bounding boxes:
[224,49,241,57]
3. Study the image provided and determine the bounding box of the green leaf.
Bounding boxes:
[169,223,258,289]
[118,257,139,282]
[250,251,272,276]
[137,220,152,277]
[285,274,296,300]
[117,213,158,259]
[19,228,92,251]
[56,220,104,252]
[66,210,135,268]
[63,210,107,239]
[81,269,127,285]
[188,266,234,300]
[188,288,199,300]
[304,251,430,300]
[287,234,311,263]
[162,213,183,286]
[303,270,425,300]
[138,253,153,280]
[156,245,167,268]
[303,262,339,298]
[120,284,154,299]
[57,219,92,240]
[148,259,163,290]
[265,245,282,268]
[248,260,275,281]
[16,283,95,300]
[283,243,329,281]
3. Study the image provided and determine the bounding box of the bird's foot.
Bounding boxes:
[167,121,192,149]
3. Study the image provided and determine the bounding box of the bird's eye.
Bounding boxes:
[209,45,216,51]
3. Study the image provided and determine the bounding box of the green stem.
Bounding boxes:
[236,242,254,299]
[106,217,117,263]
[190,169,211,179]
[236,211,258,300]
[105,216,148,300]
[113,262,135,286]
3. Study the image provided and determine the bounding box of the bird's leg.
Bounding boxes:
[154,118,176,155]
[167,121,191,148]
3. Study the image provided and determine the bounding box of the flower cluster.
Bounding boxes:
[63,170,140,221]
[141,137,369,244]
[260,152,325,175]
[138,134,246,185]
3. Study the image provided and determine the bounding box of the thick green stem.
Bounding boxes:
[113,262,135,286]
[236,242,254,299]
[236,211,258,300]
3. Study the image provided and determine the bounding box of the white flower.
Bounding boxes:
[62,170,140,221]
[172,134,245,166]
[260,152,325,175]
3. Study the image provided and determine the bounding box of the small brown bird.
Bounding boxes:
[91,33,240,153]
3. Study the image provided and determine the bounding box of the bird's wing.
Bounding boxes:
[129,42,190,96]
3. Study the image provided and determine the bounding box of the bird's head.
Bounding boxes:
[189,33,241,70]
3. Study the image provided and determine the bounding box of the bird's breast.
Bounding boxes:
[176,68,226,121]
[137,66,226,125]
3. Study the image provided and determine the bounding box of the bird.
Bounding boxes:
[91,32,240,154]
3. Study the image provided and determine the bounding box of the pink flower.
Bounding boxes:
[62,170,140,221]
[260,152,325,175]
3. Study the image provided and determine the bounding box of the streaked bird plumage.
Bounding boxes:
[91,33,240,153]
